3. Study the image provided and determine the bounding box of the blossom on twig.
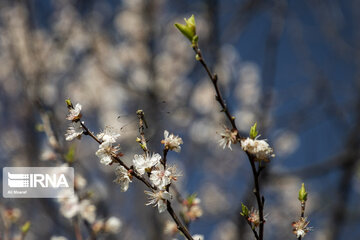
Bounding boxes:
[96,141,120,165]
[150,163,172,189]
[133,153,161,175]
[57,191,96,223]
[161,130,183,152]
[292,217,311,238]
[247,208,267,227]
[65,121,83,141]
[144,190,172,213]
[218,127,238,150]
[241,137,275,162]
[97,126,121,144]
[114,165,132,192]
[66,103,82,121]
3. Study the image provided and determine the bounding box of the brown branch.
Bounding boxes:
[193,45,265,239]
[167,202,194,240]
[192,46,238,134]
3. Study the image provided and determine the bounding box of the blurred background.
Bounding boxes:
[0,0,359,239]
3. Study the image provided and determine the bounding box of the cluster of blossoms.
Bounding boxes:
[133,130,183,213]
[64,101,206,238]
[241,136,275,162]
[218,124,275,163]
[57,180,122,236]
[292,217,311,238]
[57,190,97,223]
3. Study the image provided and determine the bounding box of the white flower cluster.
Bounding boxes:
[132,152,176,213]
[57,184,122,234]
[111,130,182,214]
[65,103,83,141]
[241,137,275,162]
[64,105,185,217]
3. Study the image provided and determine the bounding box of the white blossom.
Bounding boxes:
[161,130,183,152]
[79,199,96,223]
[192,235,204,240]
[58,194,79,219]
[65,121,83,141]
[218,127,238,150]
[292,217,311,238]
[150,163,171,189]
[144,190,172,213]
[164,220,178,235]
[150,164,181,189]
[114,165,132,192]
[241,137,275,162]
[97,126,121,143]
[96,141,115,165]
[75,174,87,190]
[133,153,161,175]
[104,217,122,233]
[66,103,82,121]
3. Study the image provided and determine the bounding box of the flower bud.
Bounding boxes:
[21,221,31,233]
[240,203,249,217]
[298,183,308,202]
[174,15,198,45]
[65,99,73,108]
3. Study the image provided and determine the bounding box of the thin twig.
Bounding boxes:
[193,45,265,239]
[247,153,265,239]
[298,201,306,240]
[246,220,260,240]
